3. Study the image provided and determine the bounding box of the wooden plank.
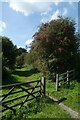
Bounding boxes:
[20,81,41,107]
[19,86,34,108]
[67,70,69,85]
[19,88,32,108]
[55,69,76,89]
[40,78,44,95]
[2,94,27,104]
[12,95,40,108]
[2,95,40,112]
[56,74,59,91]
[1,78,44,113]
[60,72,67,76]
[41,77,46,96]
[60,70,74,76]
[20,86,37,99]
[59,76,67,81]
[2,102,22,112]
[1,87,14,102]
[2,90,40,104]
[0,79,41,89]
[63,80,68,84]
[44,77,46,96]
[68,69,75,74]
[2,103,16,114]
[2,85,41,97]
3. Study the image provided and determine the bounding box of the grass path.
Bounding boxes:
[2,67,72,119]
[3,67,42,85]
[2,66,80,119]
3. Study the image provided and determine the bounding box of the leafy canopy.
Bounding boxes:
[30,17,77,78]
[2,36,17,69]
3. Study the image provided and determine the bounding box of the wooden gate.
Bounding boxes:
[0,77,46,114]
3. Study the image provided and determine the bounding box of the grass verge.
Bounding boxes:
[46,80,80,113]
[2,96,71,119]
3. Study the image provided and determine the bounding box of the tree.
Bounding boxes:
[16,53,26,68]
[30,17,77,79]
[2,36,16,69]
[16,47,27,56]
[75,32,80,80]
[15,47,27,68]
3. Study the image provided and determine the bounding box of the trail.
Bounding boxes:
[46,94,80,119]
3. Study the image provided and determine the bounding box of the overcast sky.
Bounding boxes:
[0,0,79,48]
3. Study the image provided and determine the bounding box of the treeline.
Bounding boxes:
[26,16,80,80]
[1,16,80,82]
[0,36,27,79]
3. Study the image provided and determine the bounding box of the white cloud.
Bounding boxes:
[26,39,33,46]
[17,46,22,48]
[7,0,78,17]
[26,39,33,52]
[50,9,60,20]
[50,8,68,21]
[53,0,63,6]
[41,18,48,23]
[9,2,52,16]
[1,0,80,2]
[0,20,6,32]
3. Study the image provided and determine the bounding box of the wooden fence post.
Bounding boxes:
[56,74,59,91]
[41,77,46,96]
[67,70,69,85]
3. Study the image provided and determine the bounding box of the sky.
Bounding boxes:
[0,0,79,49]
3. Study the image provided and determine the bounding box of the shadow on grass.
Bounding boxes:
[13,68,39,77]
[57,98,67,104]
[44,96,56,104]
[46,95,67,104]
[2,74,18,85]
[2,68,39,86]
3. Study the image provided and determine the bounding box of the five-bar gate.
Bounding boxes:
[0,77,46,114]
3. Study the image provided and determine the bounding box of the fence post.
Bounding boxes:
[41,77,46,96]
[56,74,59,91]
[67,70,69,85]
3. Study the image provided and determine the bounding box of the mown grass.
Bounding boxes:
[13,67,42,82]
[3,66,42,85]
[2,97,71,119]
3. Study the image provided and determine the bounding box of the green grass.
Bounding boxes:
[2,66,43,118]
[13,67,42,82]
[3,66,43,85]
[2,97,71,119]
[2,65,80,119]
[46,80,80,113]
